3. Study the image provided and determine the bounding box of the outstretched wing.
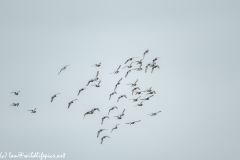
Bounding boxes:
[118,78,122,83]
[145,65,148,73]
[117,65,121,70]
[51,96,54,102]
[96,71,99,78]
[135,79,138,84]
[58,68,63,75]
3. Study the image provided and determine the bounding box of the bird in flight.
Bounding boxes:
[117,95,127,102]
[10,103,19,107]
[111,124,120,133]
[78,88,87,96]
[125,69,132,78]
[125,57,138,64]
[126,120,141,125]
[51,93,60,102]
[97,129,107,138]
[133,59,143,67]
[141,95,154,101]
[134,91,143,95]
[10,91,20,95]
[91,80,101,87]
[109,91,117,100]
[94,71,100,81]
[114,109,125,120]
[151,65,160,73]
[68,99,77,108]
[86,79,94,86]
[133,67,143,71]
[28,108,36,113]
[101,116,110,125]
[127,79,138,87]
[110,65,121,74]
[58,65,70,75]
[123,62,134,69]
[152,57,161,63]
[132,87,140,95]
[108,106,118,115]
[91,108,100,113]
[148,111,161,116]
[101,136,110,144]
[92,62,101,67]
[83,111,93,119]
[143,49,149,59]
[143,87,152,93]
[129,96,141,102]
[134,101,144,107]
[114,78,122,91]
[146,91,156,96]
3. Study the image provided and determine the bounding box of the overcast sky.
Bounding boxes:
[0,0,240,160]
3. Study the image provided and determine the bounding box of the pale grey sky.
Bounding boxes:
[0,0,240,160]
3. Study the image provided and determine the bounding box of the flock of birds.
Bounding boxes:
[9,49,162,145]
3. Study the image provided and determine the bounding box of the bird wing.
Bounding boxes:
[51,96,54,102]
[96,71,99,78]
[58,68,63,75]
[145,65,148,73]
[118,78,122,83]
[109,94,112,100]
[135,79,138,84]
[125,59,129,64]
[98,80,101,85]
[151,67,154,73]
[117,65,121,70]
[97,131,100,138]
[125,72,128,78]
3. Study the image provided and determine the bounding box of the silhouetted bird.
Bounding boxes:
[51,93,60,102]
[58,65,70,75]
